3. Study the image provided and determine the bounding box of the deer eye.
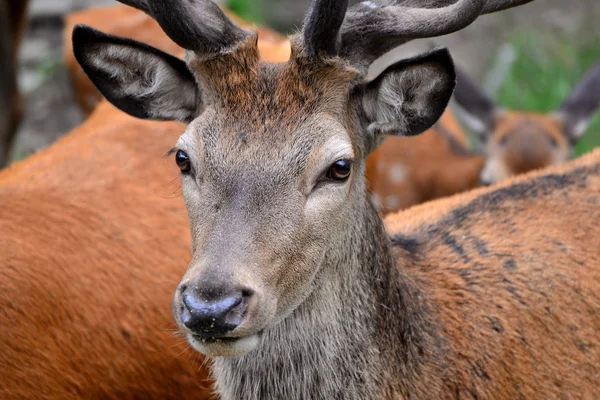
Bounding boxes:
[175,150,191,173]
[326,159,352,181]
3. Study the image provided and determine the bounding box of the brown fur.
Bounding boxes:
[0,0,29,167]
[0,101,216,399]
[454,64,600,186]
[384,149,600,398]
[161,34,597,400]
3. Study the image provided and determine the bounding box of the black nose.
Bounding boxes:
[180,289,250,337]
[479,178,492,187]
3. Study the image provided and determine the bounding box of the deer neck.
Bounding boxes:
[212,197,448,400]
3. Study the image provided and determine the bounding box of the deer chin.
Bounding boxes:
[188,333,262,358]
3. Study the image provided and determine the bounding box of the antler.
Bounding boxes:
[302,0,534,70]
[303,0,349,58]
[115,0,249,55]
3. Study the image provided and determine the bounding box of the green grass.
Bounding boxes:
[494,32,600,156]
[228,0,264,24]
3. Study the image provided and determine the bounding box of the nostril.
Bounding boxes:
[479,178,492,187]
[180,292,249,337]
[179,284,188,293]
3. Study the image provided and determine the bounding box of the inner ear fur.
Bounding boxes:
[72,24,199,123]
[360,47,456,140]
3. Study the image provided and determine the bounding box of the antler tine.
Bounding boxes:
[303,0,349,59]
[115,0,249,55]
[339,0,534,70]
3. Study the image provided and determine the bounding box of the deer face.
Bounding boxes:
[479,113,570,184]
[453,63,600,185]
[174,43,453,358]
[73,0,531,358]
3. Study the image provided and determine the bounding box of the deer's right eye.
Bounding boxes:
[175,150,191,173]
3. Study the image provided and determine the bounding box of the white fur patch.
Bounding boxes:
[360,1,380,9]
[388,164,407,184]
[385,195,401,210]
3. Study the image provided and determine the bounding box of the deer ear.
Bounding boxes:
[360,48,456,141]
[452,65,500,141]
[72,25,199,123]
[554,62,600,143]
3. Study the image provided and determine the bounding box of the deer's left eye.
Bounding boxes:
[326,160,352,181]
[175,150,191,173]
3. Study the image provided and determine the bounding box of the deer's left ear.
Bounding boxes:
[359,48,455,142]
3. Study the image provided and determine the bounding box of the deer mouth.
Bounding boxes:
[188,332,262,358]
[191,335,240,344]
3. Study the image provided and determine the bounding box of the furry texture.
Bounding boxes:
[361,48,455,139]
[0,102,215,399]
[212,150,600,400]
[73,25,199,122]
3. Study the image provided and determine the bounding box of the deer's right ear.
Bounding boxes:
[452,66,499,140]
[360,48,456,143]
[72,25,199,123]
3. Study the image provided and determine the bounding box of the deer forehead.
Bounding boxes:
[185,37,360,122]
[494,112,566,145]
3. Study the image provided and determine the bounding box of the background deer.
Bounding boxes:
[73,0,598,399]
[0,0,30,167]
[1,6,290,398]
[454,60,600,185]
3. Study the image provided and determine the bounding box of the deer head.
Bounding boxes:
[454,61,600,185]
[73,0,533,358]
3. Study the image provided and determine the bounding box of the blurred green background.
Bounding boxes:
[494,32,600,155]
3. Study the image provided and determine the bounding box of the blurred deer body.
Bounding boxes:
[0,0,29,167]
[454,62,600,185]
[366,110,483,213]
[72,0,599,399]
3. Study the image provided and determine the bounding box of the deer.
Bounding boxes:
[73,0,600,398]
[0,5,292,398]
[0,0,30,167]
[454,60,600,185]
